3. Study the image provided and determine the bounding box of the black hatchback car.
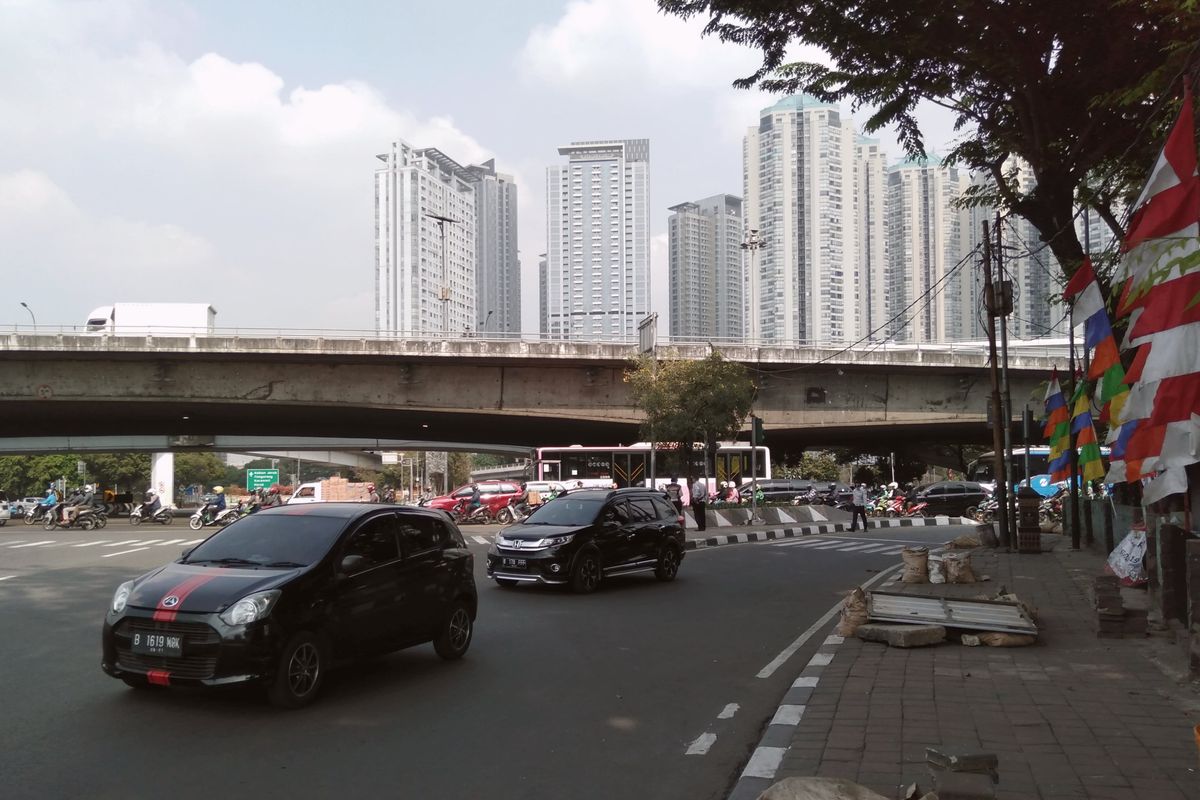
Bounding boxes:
[102,504,477,708]
[913,481,990,516]
[486,488,685,593]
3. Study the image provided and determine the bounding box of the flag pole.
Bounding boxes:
[1068,300,1082,551]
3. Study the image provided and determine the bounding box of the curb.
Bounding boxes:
[725,564,906,800]
[684,516,971,551]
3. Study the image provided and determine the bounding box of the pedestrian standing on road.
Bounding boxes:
[664,476,683,514]
[850,483,869,532]
[690,476,708,531]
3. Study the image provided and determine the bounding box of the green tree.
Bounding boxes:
[174,453,226,492]
[86,453,152,492]
[801,452,841,481]
[625,352,756,481]
[449,452,473,488]
[659,0,1200,279]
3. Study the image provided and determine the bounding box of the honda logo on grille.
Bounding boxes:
[509,540,522,549]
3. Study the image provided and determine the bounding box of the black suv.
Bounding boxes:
[102,504,477,708]
[914,481,990,516]
[486,488,685,593]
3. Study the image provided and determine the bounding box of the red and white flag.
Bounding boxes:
[1106,84,1200,498]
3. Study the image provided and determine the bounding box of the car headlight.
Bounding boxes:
[534,533,575,548]
[219,590,281,626]
[111,580,134,614]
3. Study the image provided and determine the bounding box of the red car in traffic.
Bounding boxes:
[426,482,523,517]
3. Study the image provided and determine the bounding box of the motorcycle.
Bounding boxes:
[24,504,51,525]
[495,500,531,525]
[451,500,493,525]
[189,506,241,531]
[43,503,104,531]
[130,505,174,526]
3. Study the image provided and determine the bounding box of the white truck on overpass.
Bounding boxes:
[84,303,216,335]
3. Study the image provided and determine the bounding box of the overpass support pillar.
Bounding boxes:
[152,452,175,509]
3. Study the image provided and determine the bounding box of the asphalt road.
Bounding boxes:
[0,521,970,800]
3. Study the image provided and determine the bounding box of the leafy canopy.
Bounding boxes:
[659,0,1200,276]
[625,352,756,473]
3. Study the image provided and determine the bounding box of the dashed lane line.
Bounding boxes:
[101,547,150,558]
[0,575,15,582]
[717,703,739,719]
[72,541,108,547]
[685,732,717,756]
[9,540,54,548]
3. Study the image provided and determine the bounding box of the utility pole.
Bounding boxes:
[995,215,1018,548]
[982,221,1011,549]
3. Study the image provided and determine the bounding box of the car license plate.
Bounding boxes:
[131,631,183,657]
[502,557,527,569]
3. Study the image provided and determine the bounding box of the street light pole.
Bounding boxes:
[19,302,35,328]
[740,230,763,342]
[425,212,460,337]
[479,309,494,334]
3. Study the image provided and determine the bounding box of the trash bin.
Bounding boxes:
[1017,485,1041,554]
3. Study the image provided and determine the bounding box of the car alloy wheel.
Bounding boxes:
[571,551,601,594]
[269,632,324,709]
[434,602,473,660]
[655,546,680,582]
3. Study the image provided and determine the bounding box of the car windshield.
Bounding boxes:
[182,513,347,568]
[524,497,605,526]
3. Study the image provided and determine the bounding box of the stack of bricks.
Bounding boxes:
[1094,575,1126,638]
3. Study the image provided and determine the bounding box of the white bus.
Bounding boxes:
[534,443,771,491]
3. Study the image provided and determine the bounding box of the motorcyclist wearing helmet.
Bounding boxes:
[367,482,380,503]
[262,485,283,508]
[141,489,161,517]
[201,486,226,522]
[64,484,94,525]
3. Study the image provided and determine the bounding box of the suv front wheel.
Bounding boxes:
[570,549,602,594]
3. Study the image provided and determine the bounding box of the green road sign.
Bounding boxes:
[246,469,280,490]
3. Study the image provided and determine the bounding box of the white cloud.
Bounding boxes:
[0,1,500,329]
[519,0,761,89]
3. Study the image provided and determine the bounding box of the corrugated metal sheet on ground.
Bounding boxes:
[866,591,1038,635]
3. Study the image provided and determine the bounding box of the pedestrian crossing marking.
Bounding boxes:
[0,575,15,582]
[471,535,489,545]
[103,540,140,547]
[102,547,149,558]
[10,540,54,548]
[155,539,187,546]
[72,541,107,547]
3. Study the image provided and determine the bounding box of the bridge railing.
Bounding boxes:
[0,323,1070,361]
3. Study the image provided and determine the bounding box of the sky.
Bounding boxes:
[0,0,960,333]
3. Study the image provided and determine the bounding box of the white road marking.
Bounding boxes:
[808,508,828,522]
[72,540,108,547]
[181,539,204,546]
[10,540,54,548]
[137,539,162,545]
[685,732,717,756]
[771,704,806,726]
[717,703,739,719]
[103,540,141,547]
[471,535,489,545]
[833,543,877,551]
[807,652,833,668]
[879,547,907,555]
[757,564,903,679]
[807,540,856,549]
[155,539,187,546]
[773,538,825,547]
[102,547,150,558]
[792,676,819,688]
[823,635,844,646]
[741,746,787,779]
[0,575,15,582]
[3,540,26,546]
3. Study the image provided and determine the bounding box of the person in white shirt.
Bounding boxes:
[850,484,869,532]
[690,477,708,531]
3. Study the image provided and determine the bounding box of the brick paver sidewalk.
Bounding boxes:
[771,536,1200,799]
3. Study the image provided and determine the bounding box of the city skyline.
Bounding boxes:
[0,0,965,336]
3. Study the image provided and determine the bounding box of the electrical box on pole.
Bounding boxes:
[751,416,765,446]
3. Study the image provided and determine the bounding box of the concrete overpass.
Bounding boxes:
[0,332,1066,454]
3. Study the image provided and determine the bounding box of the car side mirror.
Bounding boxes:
[339,554,369,575]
